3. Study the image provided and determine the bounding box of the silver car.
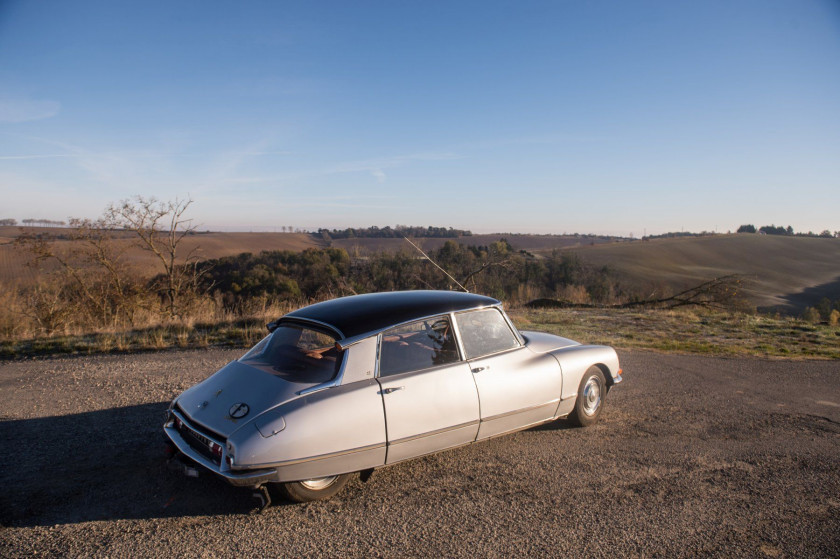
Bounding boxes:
[164,290,622,504]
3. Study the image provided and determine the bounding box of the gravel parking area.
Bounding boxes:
[1,349,838,557]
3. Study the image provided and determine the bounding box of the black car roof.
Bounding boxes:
[283,290,500,340]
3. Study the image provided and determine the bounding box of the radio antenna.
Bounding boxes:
[402,236,468,292]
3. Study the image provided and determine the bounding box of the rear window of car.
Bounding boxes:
[240,323,343,383]
[379,316,460,376]
[456,308,520,359]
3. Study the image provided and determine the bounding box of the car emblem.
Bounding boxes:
[229,402,250,419]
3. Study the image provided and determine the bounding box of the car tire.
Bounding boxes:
[568,366,606,427]
[276,473,353,503]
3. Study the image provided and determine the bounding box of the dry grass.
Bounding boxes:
[0,294,299,358]
[2,305,837,360]
[510,307,840,360]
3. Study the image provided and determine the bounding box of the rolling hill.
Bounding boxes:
[563,234,840,312]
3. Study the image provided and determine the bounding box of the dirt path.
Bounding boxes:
[1,350,838,557]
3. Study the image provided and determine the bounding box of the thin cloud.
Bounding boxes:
[0,99,61,122]
[215,151,463,186]
[370,168,386,183]
[458,133,603,152]
[242,150,294,156]
[332,152,463,174]
[0,154,73,160]
[290,202,397,209]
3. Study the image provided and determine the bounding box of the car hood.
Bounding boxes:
[521,330,580,353]
[175,360,312,438]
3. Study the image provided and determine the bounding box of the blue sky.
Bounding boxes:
[1,0,838,236]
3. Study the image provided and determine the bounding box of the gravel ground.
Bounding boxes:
[1,349,838,558]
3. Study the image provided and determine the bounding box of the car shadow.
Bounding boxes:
[0,403,582,527]
[0,402,280,528]
[527,418,577,432]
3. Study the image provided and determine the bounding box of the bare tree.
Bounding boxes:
[527,275,746,311]
[619,275,744,310]
[19,281,75,334]
[105,196,202,318]
[460,242,514,292]
[15,217,137,327]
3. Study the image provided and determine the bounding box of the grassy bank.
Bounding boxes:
[1,307,838,360]
[512,308,840,360]
[0,319,269,359]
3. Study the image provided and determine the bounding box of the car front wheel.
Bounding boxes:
[277,473,353,503]
[568,366,606,427]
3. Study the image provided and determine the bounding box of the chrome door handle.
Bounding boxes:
[382,386,405,394]
[471,366,487,373]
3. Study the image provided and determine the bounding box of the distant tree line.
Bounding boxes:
[195,240,622,312]
[318,225,472,240]
[15,219,68,227]
[642,231,718,240]
[737,224,837,238]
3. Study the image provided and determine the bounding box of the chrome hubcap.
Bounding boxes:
[300,476,338,491]
[582,377,601,416]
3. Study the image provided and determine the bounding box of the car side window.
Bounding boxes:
[379,316,460,377]
[456,308,520,360]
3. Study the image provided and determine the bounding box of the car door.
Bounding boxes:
[376,315,480,464]
[455,308,563,440]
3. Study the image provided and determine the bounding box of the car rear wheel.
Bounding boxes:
[568,366,606,427]
[277,473,353,503]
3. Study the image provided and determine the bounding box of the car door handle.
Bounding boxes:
[382,387,405,394]
[471,366,489,373]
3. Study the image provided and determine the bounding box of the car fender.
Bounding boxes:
[549,345,620,415]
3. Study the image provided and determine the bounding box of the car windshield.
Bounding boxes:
[239,323,344,384]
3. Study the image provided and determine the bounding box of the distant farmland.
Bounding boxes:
[0,227,326,284]
[562,234,840,312]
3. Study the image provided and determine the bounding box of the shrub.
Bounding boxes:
[816,297,834,320]
[801,307,820,323]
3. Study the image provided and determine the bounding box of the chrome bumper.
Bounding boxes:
[163,414,278,488]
